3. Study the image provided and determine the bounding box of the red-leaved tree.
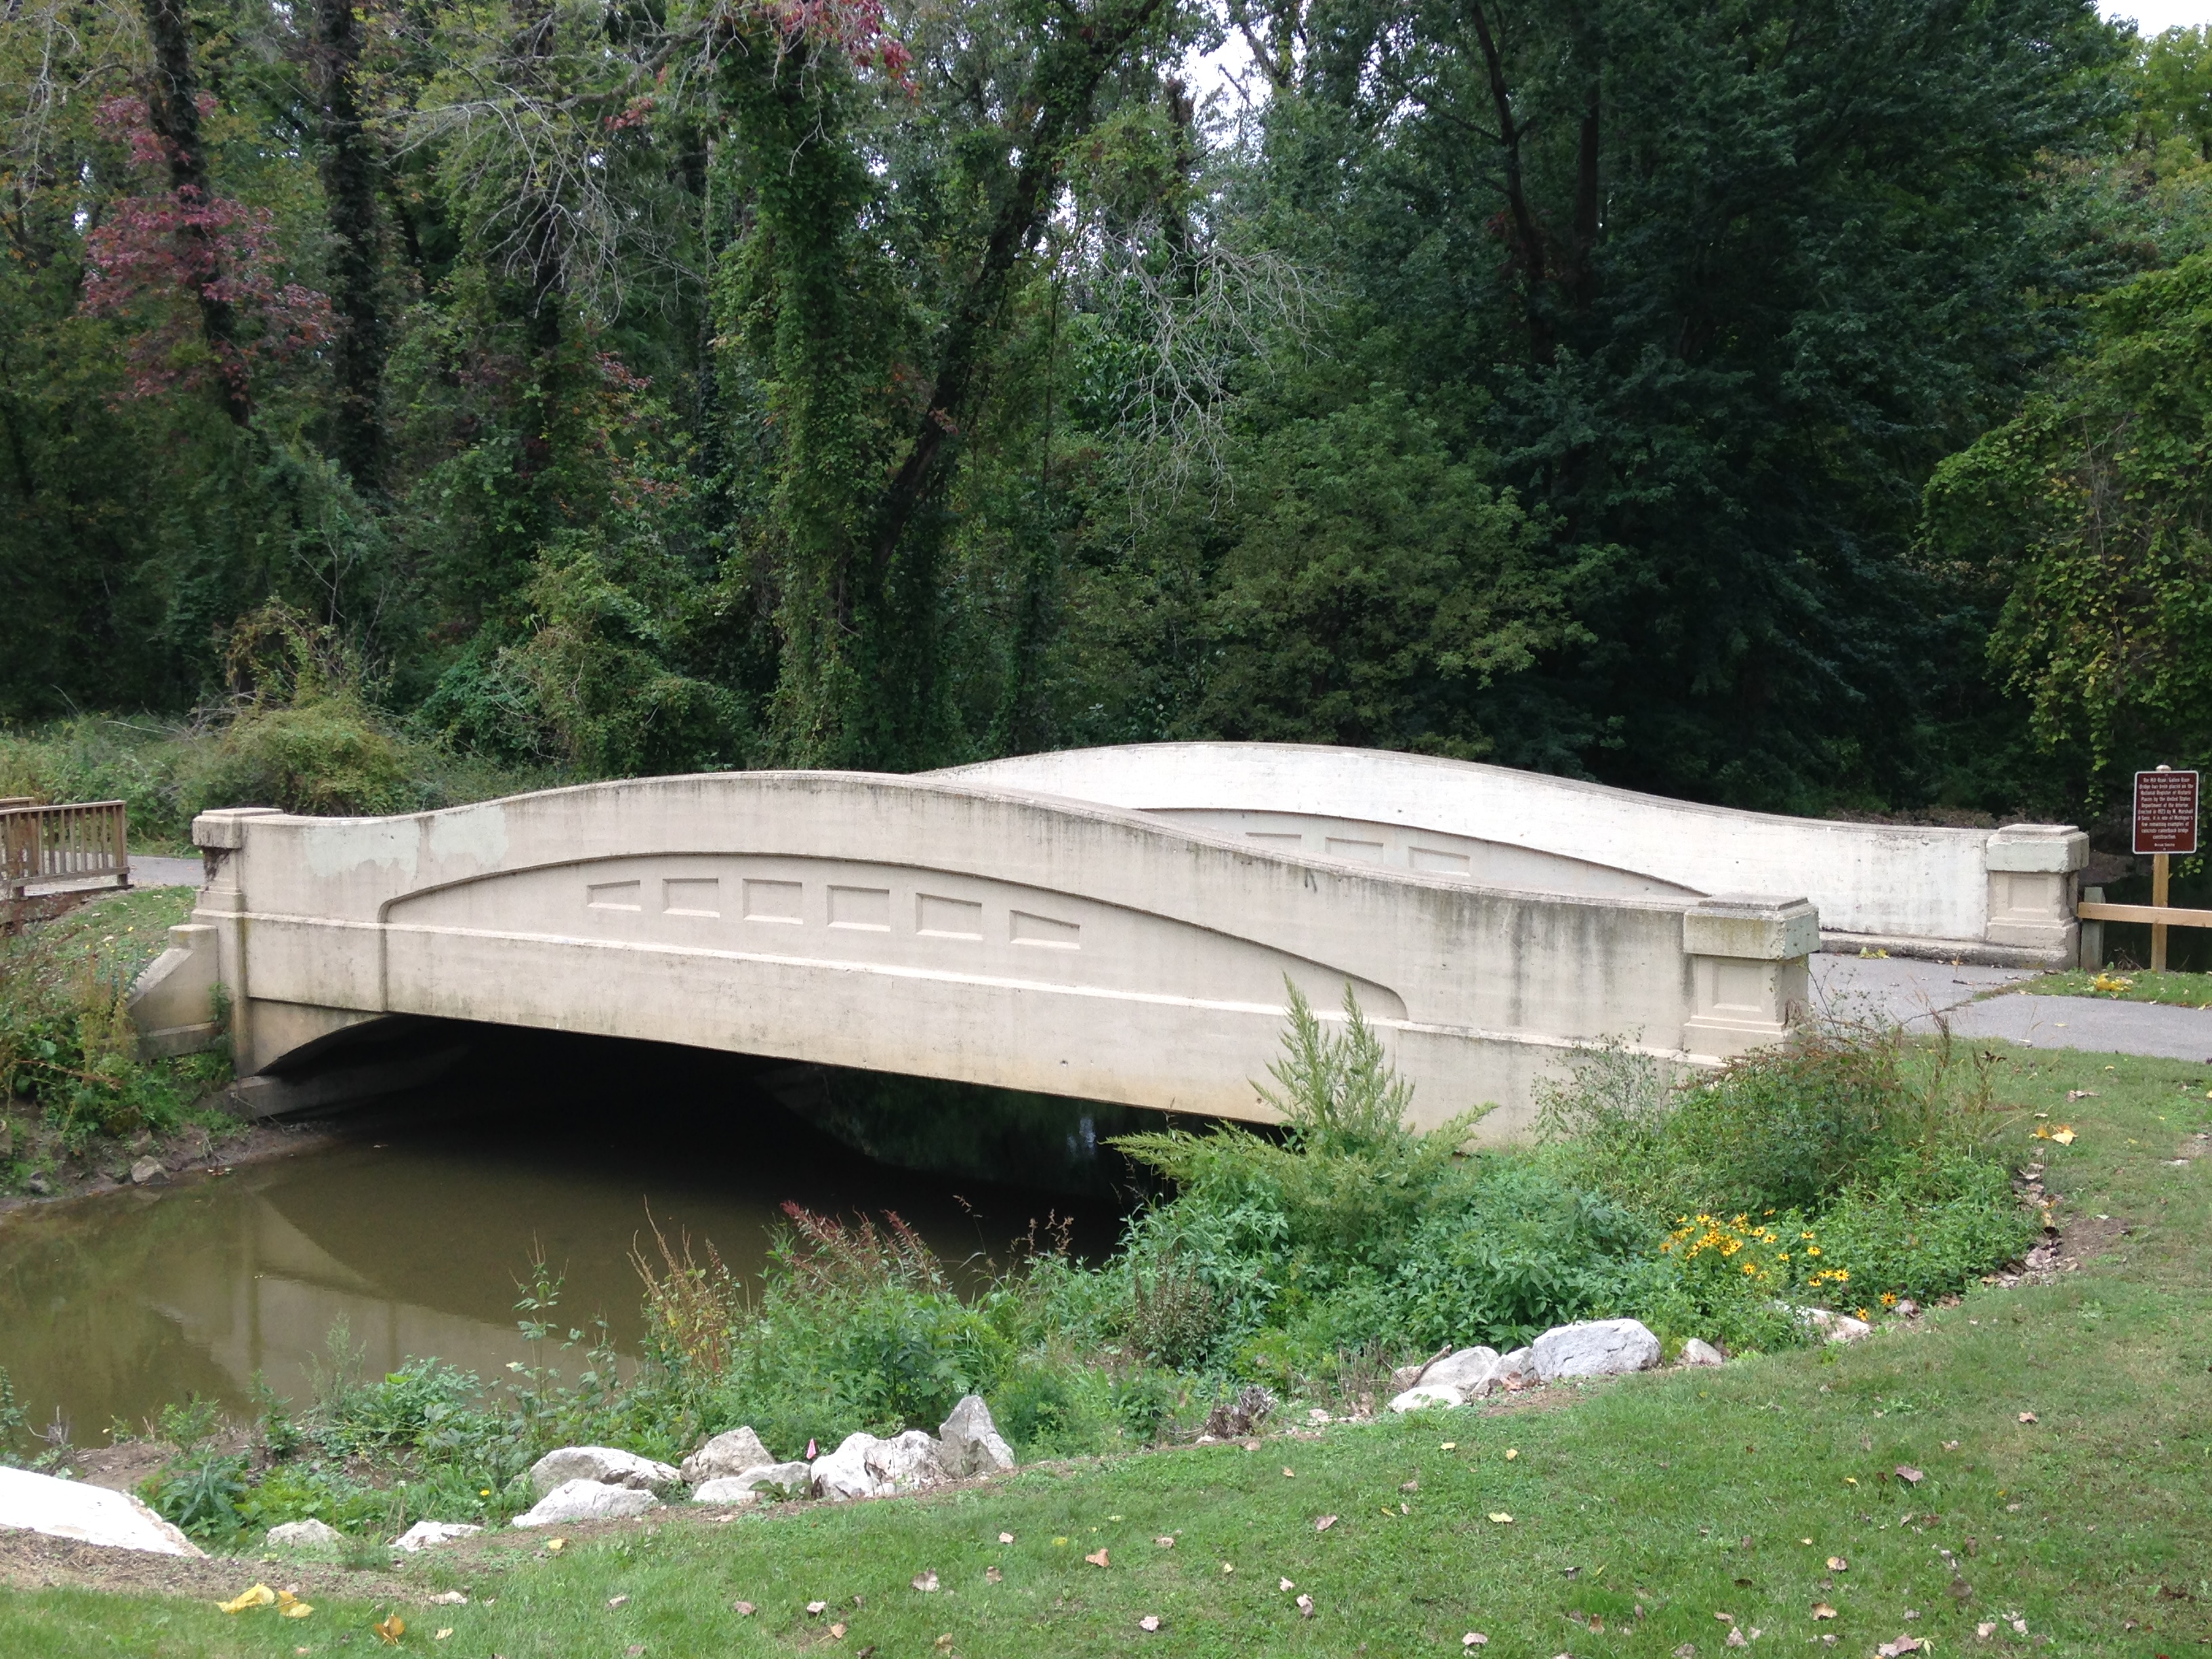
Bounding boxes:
[79,95,332,415]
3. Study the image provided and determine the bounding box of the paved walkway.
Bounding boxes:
[1811,954,2212,1065]
[129,855,203,888]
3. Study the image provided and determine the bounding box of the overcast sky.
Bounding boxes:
[2102,0,2209,30]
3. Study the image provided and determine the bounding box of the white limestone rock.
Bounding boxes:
[527,1446,678,1498]
[692,1461,813,1504]
[1530,1318,1662,1381]
[129,1156,166,1186]
[1494,1347,1540,1390]
[937,1395,1017,1476]
[1678,1338,1729,1368]
[1419,1346,1501,1396]
[1388,1385,1465,1413]
[812,1431,947,1502]
[266,1517,346,1549]
[682,1427,773,1486]
[391,1519,482,1552]
[689,1478,762,1508]
[0,1467,202,1557]
[512,1479,661,1528]
[1798,1307,1874,1343]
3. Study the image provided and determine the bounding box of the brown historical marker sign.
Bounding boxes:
[2134,769,2200,857]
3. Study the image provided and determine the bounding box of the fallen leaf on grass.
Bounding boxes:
[2018,1412,2038,1423]
[1463,1635,1489,1647]
[1296,1595,1315,1619]
[1221,1561,1236,1574]
[1896,1466,1924,1484]
[1715,1613,1735,1625]
[1441,1441,1457,1451]
[1975,1624,1994,1639]
[913,1572,940,1592]
[1941,1441,1959,1452]
[373,1615,405,1646]
[1315,1515,1337,1532]
[1155,1536,1175,1548]
[626,1647,644,1658]
[609,1595,630,1609]
[830,1623,846,1639]
[733,1601,756,1616]
[1282,1467,1296,1477]
[1813,1604,1837,1620]
[1084,1549,1109,1568]
[1673,1647,1696,1658]
[985,1565,1003,1585]
[998,1532,1014,1544]
[1281,1578,1296,1591]
[1401,1479,1420,1492]
[808,1601,830,1614]
[219,1585,276,1614]
[935,1637,954,1651]
[2010,1619,2027,1635]
[1876,1639,1925,1657]
[429,1591,468,1606]
[433,1631,451,1643]
[1505,1449,1519,1460]
[1828,1557,1849,1572]
[1725,1629,1748,1648]
[1488,1513,1513,1524]
[545,1538,565,1552]
[1138,1615,1161,1632]
[1950,1576,1973,1601]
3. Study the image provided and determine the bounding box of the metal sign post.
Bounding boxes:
[2133,766,2201,971]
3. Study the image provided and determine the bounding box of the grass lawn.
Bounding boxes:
[2015,968,2212,1009]
[5,1041,2211,1658]
[3,884,198,989]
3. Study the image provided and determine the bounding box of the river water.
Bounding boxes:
[0,1030,1125,1439]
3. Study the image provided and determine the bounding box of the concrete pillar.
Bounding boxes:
[1681,895,1818,1059]
[1984,825,2088,959]
[187,808,283,1067]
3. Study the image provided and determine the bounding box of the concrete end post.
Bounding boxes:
[181,808,283,1068]
[1681,895,1818,1061]
[1984,824,2088,962]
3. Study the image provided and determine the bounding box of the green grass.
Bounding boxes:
[10,886,201,986]
[6,1041,2212,1658]
[2016,967,2212,1008]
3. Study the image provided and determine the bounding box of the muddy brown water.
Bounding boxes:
[0,1029,1126,1438]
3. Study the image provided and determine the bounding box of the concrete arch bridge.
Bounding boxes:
[129,745,2085,1137]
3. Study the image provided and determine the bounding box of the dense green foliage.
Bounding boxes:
[3,0,2209,812]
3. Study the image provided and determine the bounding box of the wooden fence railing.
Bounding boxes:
[1,800,130,901]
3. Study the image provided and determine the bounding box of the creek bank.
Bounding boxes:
[0,1111,335,1216]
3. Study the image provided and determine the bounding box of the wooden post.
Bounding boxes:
[2152,851,2171,972]
[112,801,129,888]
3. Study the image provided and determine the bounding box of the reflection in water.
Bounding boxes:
[0,1031,1124,1436]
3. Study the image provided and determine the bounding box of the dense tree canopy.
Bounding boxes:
[0,0,2203,814]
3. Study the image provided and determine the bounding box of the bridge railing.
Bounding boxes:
[1,800,131,903]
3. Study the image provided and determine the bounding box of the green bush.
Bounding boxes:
[1815,1155,2041,1305]
[147,1450,248,1540]
[1382,1160,1658,1352]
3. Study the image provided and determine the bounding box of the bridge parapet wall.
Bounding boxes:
[939,743,2088,967]
[133,773,1818,1136]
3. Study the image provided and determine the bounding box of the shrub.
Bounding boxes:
[1382,1161,1658,1351]
[1814,1155,2041,1306]
[147,1450,248,1540]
